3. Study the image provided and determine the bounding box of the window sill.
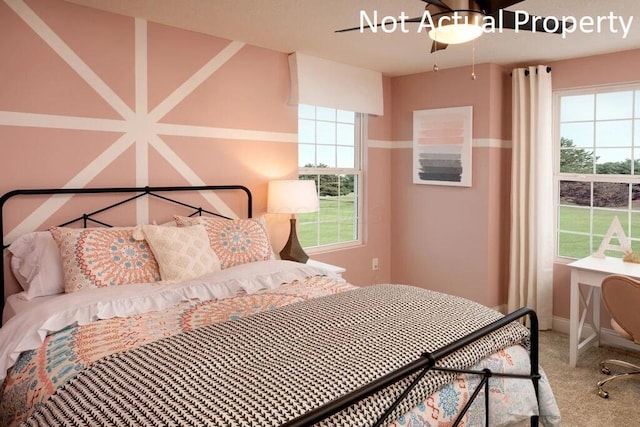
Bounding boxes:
[305,241,363,255]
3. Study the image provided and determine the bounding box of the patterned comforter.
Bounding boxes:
[0,266,560,426]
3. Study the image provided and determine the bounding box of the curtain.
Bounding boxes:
[508,65,554,330]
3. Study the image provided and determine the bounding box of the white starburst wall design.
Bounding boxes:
[1,0,296,242]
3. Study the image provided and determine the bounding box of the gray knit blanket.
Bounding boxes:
[23,284,530,426]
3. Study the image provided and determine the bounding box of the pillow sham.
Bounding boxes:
[8,231,64,299]
[50,226,161,293]
[141,224,221,282]
[174,215,275,269]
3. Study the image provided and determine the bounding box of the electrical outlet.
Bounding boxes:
[372,258,379,271]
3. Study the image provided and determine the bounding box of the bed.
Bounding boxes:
[0,185,561,426]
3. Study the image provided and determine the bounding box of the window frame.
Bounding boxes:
[554,83,640,261]
[297,105,366,253]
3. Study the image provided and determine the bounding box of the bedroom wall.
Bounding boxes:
[0,0,296,213]
[388,63,512,308]
[4,0,636,310]
[0,0,392,296]
[387,48,640,318]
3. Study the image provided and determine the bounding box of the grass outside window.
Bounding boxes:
[298,196,355,247]
[558,205,640,258]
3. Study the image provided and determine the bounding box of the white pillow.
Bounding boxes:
[141,224,221,282]
[8,231,64,299]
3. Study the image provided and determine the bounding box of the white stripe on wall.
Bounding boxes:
[5,133,136,242]
[368,138,512,149]
[0,112,129,132]
[155,123,297,143]
[149,41,246,122]
[149,135,239,219]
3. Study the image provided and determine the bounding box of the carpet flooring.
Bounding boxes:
[538,330,640,426]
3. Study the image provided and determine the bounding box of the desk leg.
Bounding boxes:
[594,287,601,347]
[569,269,579,368]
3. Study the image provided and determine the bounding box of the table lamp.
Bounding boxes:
[268,180,319,263]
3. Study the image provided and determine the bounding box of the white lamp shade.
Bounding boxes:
[268,180,319,214]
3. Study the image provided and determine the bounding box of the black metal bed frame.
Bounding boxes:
[0,185,252,321]
[0,186,541,427]
[285,307,540,427]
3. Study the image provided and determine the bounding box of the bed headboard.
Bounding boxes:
[0,185,253,322]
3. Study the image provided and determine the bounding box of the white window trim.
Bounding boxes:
[299,111,366,253]
[553,83,640,261]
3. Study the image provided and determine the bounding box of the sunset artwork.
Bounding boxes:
[412,106,472,187]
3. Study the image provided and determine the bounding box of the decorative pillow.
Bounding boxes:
[141,224,221,282]
[8,231,64,299]
[50,227,161,293]
[174,216,275,269]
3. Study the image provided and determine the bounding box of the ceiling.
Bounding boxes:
[64,0,640,76]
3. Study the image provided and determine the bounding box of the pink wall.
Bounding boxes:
[388,48,640,315]
[389,64,512,307]
[0,0,392,294]
[0,0,298,201]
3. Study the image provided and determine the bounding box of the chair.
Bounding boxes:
[597,274,640,398]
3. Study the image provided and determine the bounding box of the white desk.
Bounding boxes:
[568,256,640,367]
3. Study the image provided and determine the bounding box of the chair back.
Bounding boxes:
[601,274,640,344]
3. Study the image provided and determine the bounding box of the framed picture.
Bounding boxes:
[413,106,473,187]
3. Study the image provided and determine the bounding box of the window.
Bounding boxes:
[297,104,364,250]
[555,85,640,259]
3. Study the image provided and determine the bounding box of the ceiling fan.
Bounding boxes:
[336,0,573,53]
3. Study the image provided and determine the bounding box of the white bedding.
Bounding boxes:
[0,260,337,382]
[2,292,58,324]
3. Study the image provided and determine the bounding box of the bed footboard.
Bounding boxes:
[284,307,540,427]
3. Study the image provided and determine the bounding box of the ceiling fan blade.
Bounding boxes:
[336,16,424,33]
[496,10,573,34]
[419,0,453,12]
[477,0,524,15]
[431,41,449,53]
[335,25,369,33]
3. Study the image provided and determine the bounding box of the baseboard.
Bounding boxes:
[552,316,640,352]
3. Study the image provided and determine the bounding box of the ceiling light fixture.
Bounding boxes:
[427,0,484,45]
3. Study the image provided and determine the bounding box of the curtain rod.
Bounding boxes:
[509,66,552,77]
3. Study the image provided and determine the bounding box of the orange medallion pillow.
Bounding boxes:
[50,226,161,293]
[174,216,275,269]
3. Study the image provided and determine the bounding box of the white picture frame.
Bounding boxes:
[413,106,473,187]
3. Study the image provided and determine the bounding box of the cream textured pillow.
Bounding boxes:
[142,224,221,282]
[174,216,275,269]
[50,227,161,293]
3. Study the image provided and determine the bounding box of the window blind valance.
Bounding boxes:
[288,53,384,116]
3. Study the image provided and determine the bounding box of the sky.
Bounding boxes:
[560,89,640,166]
